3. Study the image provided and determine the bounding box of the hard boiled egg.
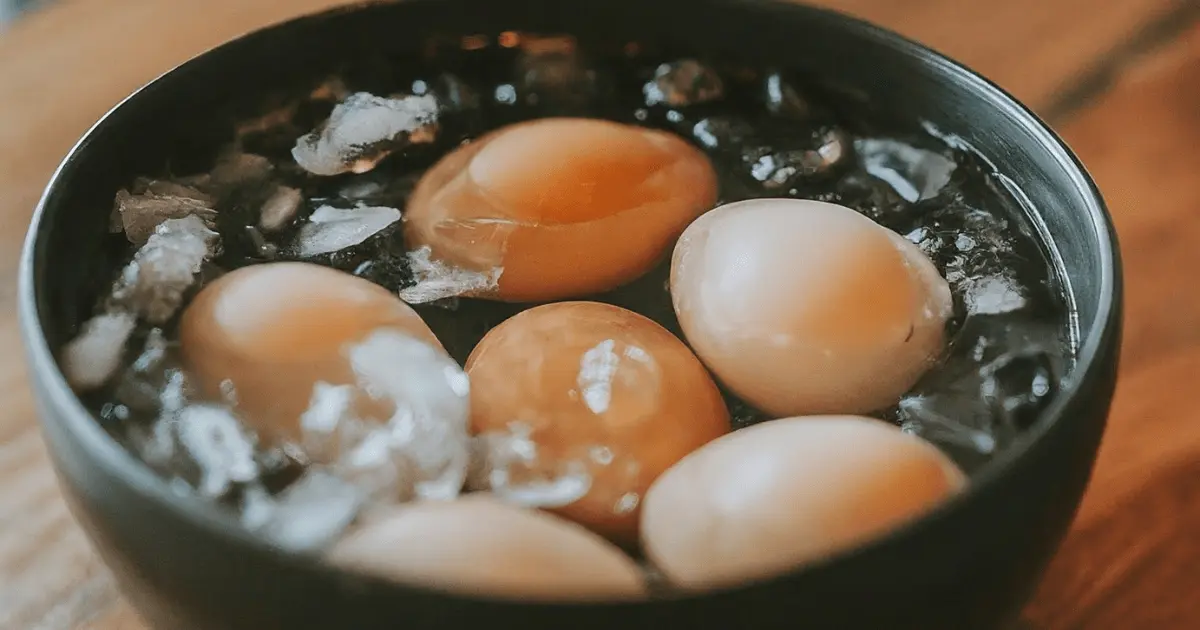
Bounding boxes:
[328,496,646,600]
[465,301,730,545]
[404,117,719,302]
[178,262,447,445]
[670,198,953,417]
[640,415,966,590]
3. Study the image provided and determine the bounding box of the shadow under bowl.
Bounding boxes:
[18,0,1123,628]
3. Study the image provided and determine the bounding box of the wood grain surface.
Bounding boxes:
[0,0,1196,628]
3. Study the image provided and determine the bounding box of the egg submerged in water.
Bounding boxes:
[640,415,967,591]
[465,301,730,546]
[670,198,954,417]
[404,117,719,302]
[328,496,647,600]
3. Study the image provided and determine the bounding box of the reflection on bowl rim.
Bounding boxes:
[16,0,1121,604]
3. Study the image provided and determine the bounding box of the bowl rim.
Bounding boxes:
[17,0,1122,607]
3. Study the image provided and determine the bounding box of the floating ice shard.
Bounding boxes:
[174,404,260,498]
[643,59,724,107]
[857,138,956,202]
[293,92,440,176]
[60,311,138,391]
[294,205,401,258]
[109,215,220,324]
[244,470,365,553]
[398,246,502,304]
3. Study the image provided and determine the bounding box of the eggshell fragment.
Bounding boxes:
[670,198,953,417]
[640,415,966,591]
[328,496,647,600]
[404,117,719,302]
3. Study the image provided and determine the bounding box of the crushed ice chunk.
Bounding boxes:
[258,186,303,232]
[61,311,137,391]
[113,187,218,246]
[294,205,401,257]
[174,405,259,497]
[856,138,956,202]
[298,382,357,463]
[109,215,219,324]
[643,59,724,107]
[293,92,439,177]
[244,471,364,553]
[965,276,1027,315]
[578,339,619,415]
[467,428,592,508]
[398,246,502,304]
[345,330,471,501]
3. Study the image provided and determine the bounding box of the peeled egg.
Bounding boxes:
[670,198,953,417]
[465,301,730,545]
[178,261,446,444]
[405,117,719,302]
[640,415,966,590]
[328,496,646,600]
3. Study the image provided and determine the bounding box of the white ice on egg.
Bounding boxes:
[578,339,619,415]
[343,329,471,501]
[294,205,401,257]
[292,92,439,177]
[398,246,502,304]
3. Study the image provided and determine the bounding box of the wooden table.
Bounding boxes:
[1,1,1198,628]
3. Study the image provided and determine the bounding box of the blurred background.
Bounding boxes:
[0,1,1197,629]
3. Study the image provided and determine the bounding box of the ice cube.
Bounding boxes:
[856,138,956,202]
[245,470,365,553]
[258,185,303,232]
[691,117,753,151]
[643,59,724,107]
[745,126,849,189]
[294,205,401,258]
[398,246,502,304]
[292,92,440,177]
[109,215,220,324]
[60,310,137,391]
[763,70,812,119]
[344,329,471,501]
[964,276,1027,315]
[173,404,260,498]
[466,428,592,509]
[113,187,218,246]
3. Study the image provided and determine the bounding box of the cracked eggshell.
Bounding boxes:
[403,117,719,302]
[464,301,730,545]
[669,198,953,417]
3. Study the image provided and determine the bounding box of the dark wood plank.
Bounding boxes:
[1023,22,1200,629]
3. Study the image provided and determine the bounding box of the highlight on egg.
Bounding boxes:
[327,496,647,601]
[669,198,954,418]
[639,415,967,591]
[464,301,731,546]
[404,117,719,302]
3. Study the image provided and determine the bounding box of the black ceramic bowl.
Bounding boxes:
[19,0,1122,628]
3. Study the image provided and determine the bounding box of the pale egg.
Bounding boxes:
[670,198,953,417]
[178,261,446,445]
[465,301,730,545]
[404,117,719,302]
[327,495,646,600]
[640,415,966,590]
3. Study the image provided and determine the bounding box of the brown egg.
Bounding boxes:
[404,117,719,302]
[465,301,730,545]
[670,198,953,417]
[179,262,443,444]
[327,496,646,601]
[640,415,966,591]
